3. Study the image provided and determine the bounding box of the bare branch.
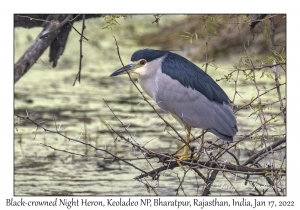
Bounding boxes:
[14,15,72,83]
[73,15,86,86]
[242,138,286,166]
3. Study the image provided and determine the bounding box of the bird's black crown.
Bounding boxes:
[131,49,168,62]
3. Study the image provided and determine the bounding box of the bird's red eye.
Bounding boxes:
[139,59,147,66]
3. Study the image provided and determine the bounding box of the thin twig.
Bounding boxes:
[232,57,241,103]
[73,14,86,86]
[40,15,72,39]
[16,15,51,23]
[103,99,156,172]
[15,113,150,176]
[175,169,189,196]
[236,19,277,174]
[222,172,241,195]
[192,168,207,182]
[69,23,88,41]
[242,138,286,166]
[202,165,218,196]
[235,83,286,112]
[41,143,85,157]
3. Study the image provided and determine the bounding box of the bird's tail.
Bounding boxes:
[207,128,234,142]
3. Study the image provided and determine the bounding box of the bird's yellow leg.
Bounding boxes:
[194,130,205,160]
[174,125,192,167]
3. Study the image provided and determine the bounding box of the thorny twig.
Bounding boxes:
[15,113,150,177]
[103,99,156,172]
[216,62,286,82]
[236,20,275,171]
[235,83,286,113]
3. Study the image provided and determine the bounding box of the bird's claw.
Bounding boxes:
[174,153,191,169]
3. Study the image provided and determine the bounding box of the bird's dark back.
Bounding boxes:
[162,52,230,104]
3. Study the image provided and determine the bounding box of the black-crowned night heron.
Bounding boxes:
[110,49,237,163]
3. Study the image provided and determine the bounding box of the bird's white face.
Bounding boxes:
[130,56,165,79]
[127,59,148,78]
[110,56,166,79]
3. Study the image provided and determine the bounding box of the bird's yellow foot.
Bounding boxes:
[174,125,192,169]
[174,152,191,168]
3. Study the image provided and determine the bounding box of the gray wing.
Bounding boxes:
[155,74,237,141]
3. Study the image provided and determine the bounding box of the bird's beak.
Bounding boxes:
[110,63,137,77]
